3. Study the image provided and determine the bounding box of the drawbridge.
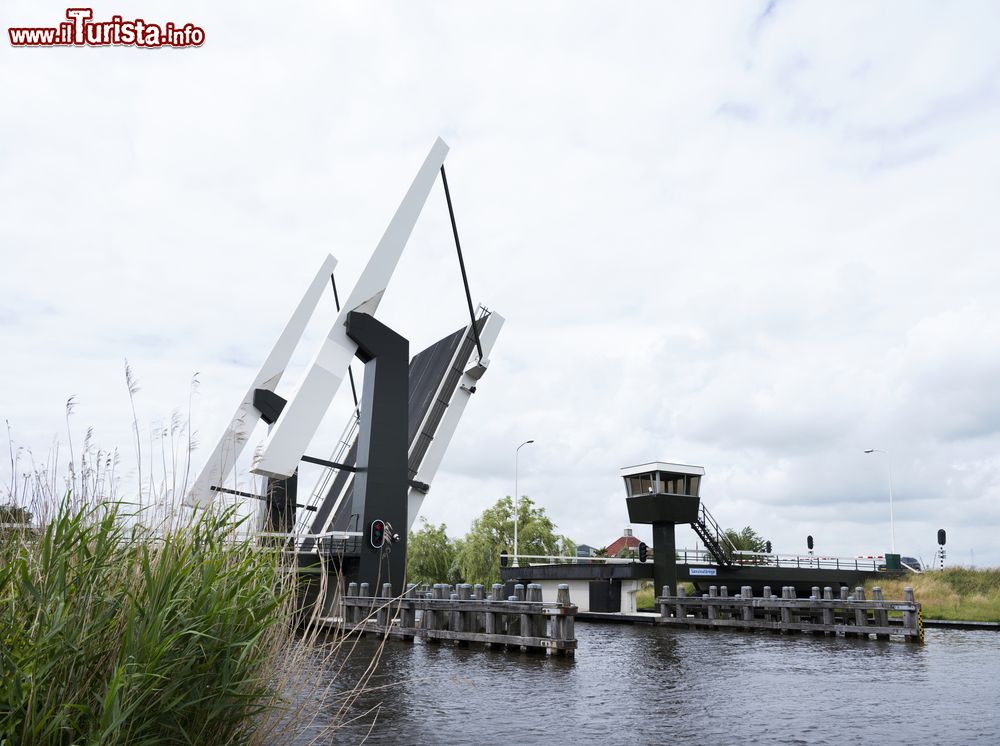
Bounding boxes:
[184,137,504,591]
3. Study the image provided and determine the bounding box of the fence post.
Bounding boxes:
[427,584,443,635]
[456,584,471,643]
[359,582,371,629]
[676,584,686,622]
[450,591,460,632]
[822,587,834,628]
[488,584,503,638]
[520,585,534,641]
[376,582,391,630]
[903,586,919,643]
[854,587,867,632]
[347,582,359,626]
[527,584,545,638]
[872,586,890,639]
[557,584,574,645]
[660,586,671,619]
[742,586,754,623]
[508,595,520,637]
[401,583,416,634]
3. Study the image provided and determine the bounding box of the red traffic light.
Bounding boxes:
[370,519,386,549]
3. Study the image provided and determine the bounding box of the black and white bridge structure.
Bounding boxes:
[185,138,503,596]
[504,462,904,614]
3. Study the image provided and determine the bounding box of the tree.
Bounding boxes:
[455,496,575,587]
[0,504,32,525]
[406,519,457,586]
[723,526,767,561]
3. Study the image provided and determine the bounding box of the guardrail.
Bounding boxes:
[508,550,888,573]
[258,530,363,555]
[726,551,884,572]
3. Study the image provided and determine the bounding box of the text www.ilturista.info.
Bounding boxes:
[9,8,204,48]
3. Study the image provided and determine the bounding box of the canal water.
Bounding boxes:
[312,623,1000,744]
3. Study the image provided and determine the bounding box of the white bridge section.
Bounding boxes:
[186,137,454,506]
[184,254,338,508]
[253,138,451,479]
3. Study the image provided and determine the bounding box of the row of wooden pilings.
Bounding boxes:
[657,584,923,643]
[335,581,577,655]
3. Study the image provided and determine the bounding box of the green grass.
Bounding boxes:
[865,568,1000,622]
[636,582,695,611]
[0,499,312,744]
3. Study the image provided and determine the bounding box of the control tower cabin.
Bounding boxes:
[621,462,705,596]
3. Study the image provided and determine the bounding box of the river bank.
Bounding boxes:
[865,567,1000,622]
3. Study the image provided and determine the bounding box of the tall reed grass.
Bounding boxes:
[1,500,302,743]
[1,367,401,742]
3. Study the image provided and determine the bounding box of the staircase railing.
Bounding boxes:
[292,405,361,541]
[690,503,739,566]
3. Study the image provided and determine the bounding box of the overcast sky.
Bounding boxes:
[2,1,999,566]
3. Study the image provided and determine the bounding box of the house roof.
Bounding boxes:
[605,535,641,556]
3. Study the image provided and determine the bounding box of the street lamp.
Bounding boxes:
[513,440,535,567]
[864,448,896,554]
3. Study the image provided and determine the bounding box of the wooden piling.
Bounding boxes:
[347,582,359,624]
[557,584,575,650]
[822,587,834,629]
[854,587,867,632]
[654,586,920,643]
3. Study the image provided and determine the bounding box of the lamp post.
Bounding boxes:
[864,448,896,554]
[513,440,535,568]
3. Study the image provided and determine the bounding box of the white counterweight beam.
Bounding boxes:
[184,253,338,507]
[252,137,451,479]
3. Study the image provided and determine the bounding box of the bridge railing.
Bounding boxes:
[260,529,363,555]
[728,551,884,572]
[477,551,888,572]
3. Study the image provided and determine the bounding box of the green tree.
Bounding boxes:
[446,535,465,585]
[723,526,767,561]
[0,503,32,525]
[456,496,575,587]
[406,518,456,586]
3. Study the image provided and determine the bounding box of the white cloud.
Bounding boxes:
[2,1,999,566]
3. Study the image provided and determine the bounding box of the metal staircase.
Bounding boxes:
[690,503,738,566]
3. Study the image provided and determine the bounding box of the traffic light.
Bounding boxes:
[638,542,648,563]
[370,519,386,549]
[807,535,814,551]
[937,529,947,546]
[765,540,772,554]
